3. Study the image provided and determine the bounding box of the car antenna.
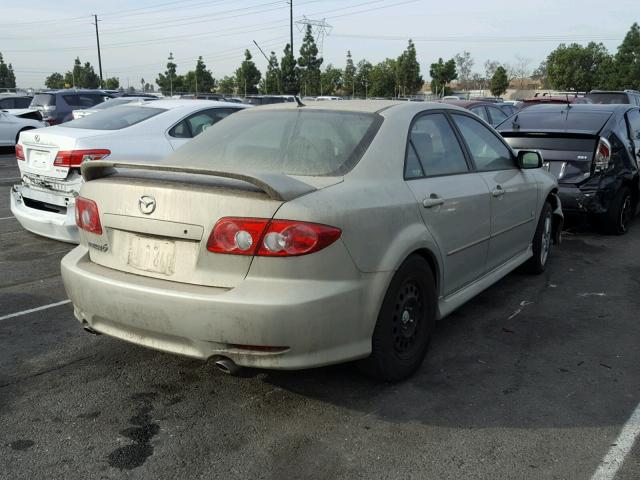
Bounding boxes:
[295,96,306,108]
[511,114,520,130]
[566,93,571,109]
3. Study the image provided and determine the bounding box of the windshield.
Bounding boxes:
[586,93,629,104]
[31,94,55,107]
[64,105,166,130]
[166,109,381,176]
[92,98,138,110]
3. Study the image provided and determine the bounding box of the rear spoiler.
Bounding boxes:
[81,161,317,202]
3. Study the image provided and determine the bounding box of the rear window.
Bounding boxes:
[498,108,612,134]
[167,109,381,176]
[31,94,55,107]
[586,93,630,104]
[93,98,136,110]
[64,105,167,130]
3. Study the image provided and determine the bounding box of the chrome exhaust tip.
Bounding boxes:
[214,357,241,376]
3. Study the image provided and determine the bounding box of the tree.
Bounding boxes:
[45,72,65,89]
[484,60,500,83]
[280,43,299,94]
[156,53,181,96]
[195,56,216,93]
[217,75,236,94]
[429,58,457,96]
[513,55,532,88]
[343,50,356,97]
[546,42,613,91]
[454,51,474,90]
[490,66,509,97]
[396,39,423,96]
[61,58,100,88]
[369,59,396,97]
[104,77,120,89]
[615,22,640,90]
[320,64,342,95]
[298,25,323,96]
[354,60,373,97]
[0,53,16,88]
[531,61,549,88]
[235,49,261,95]
[264,51,282,94]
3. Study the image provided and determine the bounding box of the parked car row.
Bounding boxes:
[7,92,639,381]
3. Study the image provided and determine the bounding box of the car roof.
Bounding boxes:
[437,99,496,108]
[241,100,479,115]
[517,103,633,114]
[121,99,246,110]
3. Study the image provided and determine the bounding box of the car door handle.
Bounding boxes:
[492,185,505,197]
[423,195,445,208]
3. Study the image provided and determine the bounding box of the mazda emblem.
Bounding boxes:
[138,195,156,215]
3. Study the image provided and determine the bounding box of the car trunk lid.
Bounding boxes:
[503,134,598,184]
[79,162,341,288]
[19,127,109,180]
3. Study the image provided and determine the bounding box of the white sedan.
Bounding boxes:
[0,111,45,146]
[10,99,248,242]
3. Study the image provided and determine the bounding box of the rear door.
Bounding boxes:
[451,113,538,271]
[626,108,640,170]
[404,111,491,295]
[0,112,16,145]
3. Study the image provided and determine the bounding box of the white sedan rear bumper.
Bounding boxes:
[10,184,79,243]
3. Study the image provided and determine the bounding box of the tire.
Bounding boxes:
[604,186,634,235]
[525,201,552,274]
[358,255,437,382]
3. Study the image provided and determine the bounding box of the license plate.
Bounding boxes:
[127,236,176,275]
[29,149,52,170]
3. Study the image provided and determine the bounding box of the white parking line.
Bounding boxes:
[0,299,71,322]
[591,402,640,480]
[0,177,20,181]
[0,216,14,220]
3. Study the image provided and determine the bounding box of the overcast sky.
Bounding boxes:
[1,0,636,88]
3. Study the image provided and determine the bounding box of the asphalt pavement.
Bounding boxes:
[1,148,639,479]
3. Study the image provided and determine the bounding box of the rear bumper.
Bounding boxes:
[558,178,620,215]
[61,247,390,370]
[10,184,79,243]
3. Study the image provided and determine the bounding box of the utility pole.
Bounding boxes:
[289,1,293,54]
[93,14,103,88]
[168,52,174,97]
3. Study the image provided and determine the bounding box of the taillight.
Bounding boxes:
[15,144,25,161]
[54,149,110,167]
[75,197,103,235]
[593,137,611,173]
[206,217,341,257]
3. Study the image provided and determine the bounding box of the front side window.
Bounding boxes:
[452,114,515,171]
[170,108,238,138]
[405,113,469,178]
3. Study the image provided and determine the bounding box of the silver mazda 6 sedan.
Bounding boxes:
[61,100,562,381]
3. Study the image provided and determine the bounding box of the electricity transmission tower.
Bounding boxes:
[295,16,332,55]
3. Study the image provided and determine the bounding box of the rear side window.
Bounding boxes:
[488,106,508,125]
[405,113,469,178]
[65,105,167,130]
[31,94,55,107]
[166,109,381,176]
[15,97,32,108]
[452,114,515,171]
[170,108,238,138]
[0,98,14,108]
[470,106,489,123]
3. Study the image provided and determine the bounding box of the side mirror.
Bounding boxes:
[517,150,543,169]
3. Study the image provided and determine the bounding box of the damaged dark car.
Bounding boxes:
[497,104,640,234]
